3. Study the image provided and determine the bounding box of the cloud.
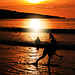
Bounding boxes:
[0,2,75,12]
[34,3,75,10]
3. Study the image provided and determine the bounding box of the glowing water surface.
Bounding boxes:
[0,18,75,75]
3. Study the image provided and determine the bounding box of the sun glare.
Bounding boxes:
[25,0,44,3]
[29,19,41,31]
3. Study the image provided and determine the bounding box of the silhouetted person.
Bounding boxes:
[34,33,63,67]
[35,37,41,50]
[49,33,57,44]
[49,33,63,58]
[35,37,40,44]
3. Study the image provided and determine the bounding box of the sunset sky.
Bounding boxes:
[0,0,75,18]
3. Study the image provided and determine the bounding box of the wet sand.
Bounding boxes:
[0,44,75,75]
[0,18,75,75]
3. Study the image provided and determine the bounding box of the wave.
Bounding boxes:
[0,40,75,50]
[0,27,75,33]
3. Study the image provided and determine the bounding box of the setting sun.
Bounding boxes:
[25,0,45,3]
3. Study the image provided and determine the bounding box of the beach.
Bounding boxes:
[0,18,75,75]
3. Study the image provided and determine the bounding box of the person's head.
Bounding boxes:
[37,37,39,39]
[50,33,53,38]
[50,33,52,35]
[51,35,53,37]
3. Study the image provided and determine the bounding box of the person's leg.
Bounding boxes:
[48,54,51,65]
[54,53,63,58]
[33,48,48,68]
[33,52,47,67]
[36,52,47,63]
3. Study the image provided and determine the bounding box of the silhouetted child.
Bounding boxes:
[35,37,40,44]
[35,37,41,50]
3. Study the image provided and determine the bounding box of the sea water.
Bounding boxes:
[0,18,75,75]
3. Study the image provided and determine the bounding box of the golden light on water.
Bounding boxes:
[21,19,50,42]
[22,19,51,30]
[29,19,41,31]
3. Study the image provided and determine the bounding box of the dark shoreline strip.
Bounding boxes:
[0,27,75,33]
[0,40,75,50]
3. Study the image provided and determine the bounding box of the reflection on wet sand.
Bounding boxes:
[0,44,75,75]
[0,19,75,75]
[0,31,75,75]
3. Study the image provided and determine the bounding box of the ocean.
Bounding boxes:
[0,18,75,75]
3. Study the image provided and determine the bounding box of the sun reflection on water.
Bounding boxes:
[29,19,41,31]
[21,19,50,42]
[24,19,49,41]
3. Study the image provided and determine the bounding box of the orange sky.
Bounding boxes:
[0,0,75,18]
